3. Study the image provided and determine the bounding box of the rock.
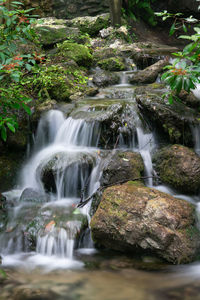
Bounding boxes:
[91,181,200,264]
[92,69,120,87]
[153,145,200,194]
[40,151,96,194]
[66,13,110,37]
[101,151,144,186]
[104,42,177,69]
[57,41,93,67]
[97,57,126,71]
[20,188,47,203]
[136,92,199,146]
[70,100,137,149]
[91,151,144,214]
[99,26,131,43]
[178,90,200,109]
[0,193,7,232]
[93,47,122,62]
[35,18,80,46]
[13,288,58,300]
[129,59,168,84]
[0,153,23,192]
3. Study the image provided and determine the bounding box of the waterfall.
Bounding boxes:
[0,110,102,269]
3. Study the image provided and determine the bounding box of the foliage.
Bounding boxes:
[0,0,39,141]
[155,11,200,103]
[123,0,157,26]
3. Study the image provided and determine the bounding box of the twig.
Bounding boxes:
[77,176,157,208]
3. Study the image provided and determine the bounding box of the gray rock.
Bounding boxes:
[136,91,199,146]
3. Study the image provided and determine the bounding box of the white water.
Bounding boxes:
[0,110,103,270]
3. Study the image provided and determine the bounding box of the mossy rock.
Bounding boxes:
[91,182,200,264]
[97,57,126,71]
[66,14,110,37]
[36,25,80,47]
[153,144,200,194]
[136,93,199,146]
[57,42,93,67]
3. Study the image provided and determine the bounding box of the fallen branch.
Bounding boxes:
[77,176,157,208]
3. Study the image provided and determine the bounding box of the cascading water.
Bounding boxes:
[1,68,199,272]
[0,109,102,270]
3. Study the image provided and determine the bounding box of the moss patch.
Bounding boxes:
[57,42,93,67]
[97,57,126,71]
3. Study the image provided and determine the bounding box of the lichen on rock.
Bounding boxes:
[91,181,200,264]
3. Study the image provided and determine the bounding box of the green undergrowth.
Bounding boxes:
[21,64,89,102]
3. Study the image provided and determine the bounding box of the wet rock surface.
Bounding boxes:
[91,181,200,264]
[100,151,144,186]
[129,59,168,84]
[0,152,24,193]
[153,145,200,194]
[136,93,199,146]
[91,68,120,87]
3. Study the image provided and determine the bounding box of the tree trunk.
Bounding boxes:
[109,0,122,27]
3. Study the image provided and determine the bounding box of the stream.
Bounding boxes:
[1,71,200,299]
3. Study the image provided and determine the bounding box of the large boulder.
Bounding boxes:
[153,145,200,194]
[136,91,199,146]
[129,59,168,84]
[91,181,200,264]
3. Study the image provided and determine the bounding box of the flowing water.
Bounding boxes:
[1,71,200,299]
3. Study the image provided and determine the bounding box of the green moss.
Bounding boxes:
[57,42,93,67]
[127,181,144,187]
[36,26,69,46]
[97,57,126,72]
[79,16,110,37]
[23,64,88,102]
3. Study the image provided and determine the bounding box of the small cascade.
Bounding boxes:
[116,71,132,87]
[192,124,200,155]
[136,127,155,187]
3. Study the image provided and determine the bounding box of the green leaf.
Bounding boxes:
[183,42,197,55]
[168,95,173,104]
[21,103,32,115]
[182,23,187,33]
[169,22,175,36]
[25,63,32,71]
[1,125,7,141]
[6,122,16,133]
